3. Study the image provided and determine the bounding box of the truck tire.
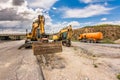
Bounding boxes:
[87,40,90,43]
[90,40,94,43]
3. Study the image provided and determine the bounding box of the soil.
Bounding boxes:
[37,42,120,80]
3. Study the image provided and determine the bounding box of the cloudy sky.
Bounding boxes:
[0,0,120,33]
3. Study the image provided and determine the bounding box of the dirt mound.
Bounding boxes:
[73,24,120,41]
[114,39,120,44]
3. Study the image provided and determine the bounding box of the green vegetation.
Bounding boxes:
[73,24,120,41]
[72,39,79,42]
[84,24,120,28]
[93,64,98,68]
[101,38,115,44]
[92,55,96,57]
[117,74,120,80]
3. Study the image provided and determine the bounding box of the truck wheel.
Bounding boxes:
[96,40,99,43]
[91,40,94,43]
[87,40,90,43]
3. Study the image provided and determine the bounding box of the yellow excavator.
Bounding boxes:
[25,15,48,44]
[19,15,62,55]
[52,25,73,47]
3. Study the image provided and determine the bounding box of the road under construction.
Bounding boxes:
[0,40,120,80]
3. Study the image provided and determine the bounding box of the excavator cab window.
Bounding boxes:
[37,28,41,38]
[62,32,67,40]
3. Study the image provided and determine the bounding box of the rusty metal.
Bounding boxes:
[32,42,62,55]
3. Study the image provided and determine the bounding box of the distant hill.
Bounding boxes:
[73,24,120,41]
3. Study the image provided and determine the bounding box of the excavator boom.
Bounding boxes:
[19,15,62,55]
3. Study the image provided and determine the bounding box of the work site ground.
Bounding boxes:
[0,40,120,80]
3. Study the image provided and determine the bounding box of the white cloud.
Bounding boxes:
[0,0,54,32]
[79,21,120,27]
[0,0,8,3]
[61,4,112,18]
[0,0,57,21]
[101,18,107,21]
[104,2,108,6]
[45,21,81,33]
[0,21,20,28]
[0,0,12,10]
[52,7,57,10]
[0,0,117,34]
[79,0,111,4]
[51,20,120,33]
[97,21,120,25]
[0,0,60,33]
[67,21,80,28]
[80,22,93,27]
[80,0,94,3]
[29,0,58,10]
[0,29,26,34]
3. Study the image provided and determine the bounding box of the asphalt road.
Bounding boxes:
[0,40,44,80]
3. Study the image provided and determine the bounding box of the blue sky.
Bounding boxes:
[50,0,120,24]
[0,0,120,33]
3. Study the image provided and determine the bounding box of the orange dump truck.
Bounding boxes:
[78,32,103,43]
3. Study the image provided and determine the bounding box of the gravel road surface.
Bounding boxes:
[41,42,120,80]
[0,41,120,80]
[0,40,44,80]
[73,42,120,58]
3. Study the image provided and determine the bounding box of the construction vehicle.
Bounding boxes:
[52,25,73,47]
[19,15,62,55]
[78,32,103,43]
[25,15,48,43]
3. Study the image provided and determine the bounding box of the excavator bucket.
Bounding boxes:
[32,42,62,55]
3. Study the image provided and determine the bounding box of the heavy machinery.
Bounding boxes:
[19,15,62,55]
[25,15,48,43]
[78,32,103,43]
[52,25,73,47]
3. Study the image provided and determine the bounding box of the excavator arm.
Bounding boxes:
[52,25,73,47]
[38,15,45,35]
[31,22,39,40]
[19,15,62,56]
[27,15,46,41]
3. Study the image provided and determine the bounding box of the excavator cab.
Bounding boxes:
[53,25,73,47]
